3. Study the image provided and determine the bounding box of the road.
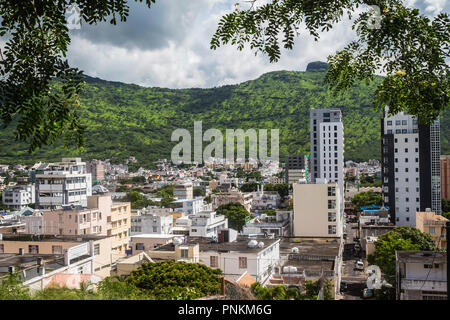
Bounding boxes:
[340,219,369,300]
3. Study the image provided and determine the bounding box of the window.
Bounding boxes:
[152,226,158,233]
[180,248,189,259]
[387,129,392,134]
[0,244,3,253]
[210,256,219,268]
[328,225,336,234]
[328,186,336,196]
[135,243,145,251]
[387,120,392,126]
[52,245,62,254]
[429,227,435,234]
[328,212,336,222]
[29,245,39,254]
[239,257,248,269]
[402,120,407,125]
[94,244,100,255]
[396,120,401,125]
[328,200,336,209]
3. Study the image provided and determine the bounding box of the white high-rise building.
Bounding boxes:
[381,109,441,226]
[33,158,92,210]
[310,109,345,198]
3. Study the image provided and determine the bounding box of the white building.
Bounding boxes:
[33,158,92,210]
[251,188,281,213]
[396,251,447,300]
[198,237,281,284]
[130,213,173,235]
[310,109,344,200]
[189,210,228,238]
[2,184,35,210]
[172,198,204,215]
[292,180,343,237]
[381,109,441,226]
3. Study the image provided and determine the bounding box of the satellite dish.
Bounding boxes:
[248,240,258,248]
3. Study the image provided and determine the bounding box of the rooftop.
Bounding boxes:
[396,251,447,264]
[279,238,341,257]
[154,236,279,254]
[130,234,176,239]
[0,234,111,243]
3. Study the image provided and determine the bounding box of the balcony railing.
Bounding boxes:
[401,278,447,291]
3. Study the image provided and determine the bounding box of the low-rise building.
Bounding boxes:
[0,234,114,278]
[211,190,253,212]
[396,251,447,300]
[189,210,228,238]
[172,198,204,215]
[2,184,35,210]
[415,211,448,249]
[130,234,177,253]
[130,213,173,235]
[173,182,193,200]
[251,188,280,213]
[242,211,291,237]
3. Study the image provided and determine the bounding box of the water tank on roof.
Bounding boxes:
[173,237,184,245]
[291,247,299,253]
[257,241,264,248]
[248,240,258,248]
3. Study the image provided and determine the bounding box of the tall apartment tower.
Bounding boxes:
[284,155,306,184]
[33,158,93,210]
[309,109,345,197]
[381,108,441,226]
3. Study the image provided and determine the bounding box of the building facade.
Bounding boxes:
[2,184,35,210]
[292,181,343,238]
[309,109,344,199]
[381,109,441,226]
[33,158,92,210]
[441,155,450,200]
[130,213,173,235]
[189,210,228,238]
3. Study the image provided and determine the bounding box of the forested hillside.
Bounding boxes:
[0,68,449,168]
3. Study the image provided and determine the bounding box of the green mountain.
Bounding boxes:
[1,68,449,168]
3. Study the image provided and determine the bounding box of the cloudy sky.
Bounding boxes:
[66,0,449,89]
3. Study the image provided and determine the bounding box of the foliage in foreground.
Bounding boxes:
[0,261,222,300]
[250,280,333,300]
[371,226,437,286]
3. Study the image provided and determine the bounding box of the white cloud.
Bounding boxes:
[66,0,446,89]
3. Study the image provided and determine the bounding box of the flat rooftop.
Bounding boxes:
[0,234,112,243]
[279,238,341,257]
[397,251,447,263]
[131,234,176,239]
[154,236,279,254]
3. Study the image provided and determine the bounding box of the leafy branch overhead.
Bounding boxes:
[211,0,450,123]
[0,0,155,152]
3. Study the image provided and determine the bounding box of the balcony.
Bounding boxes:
[38,184,63,192]
[401,278,447,291]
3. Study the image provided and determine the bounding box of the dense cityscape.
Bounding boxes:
[0,108,448,301]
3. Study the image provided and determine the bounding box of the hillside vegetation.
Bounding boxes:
[0,68,449,168]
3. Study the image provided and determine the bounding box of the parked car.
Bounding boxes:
[362,288,374,299]
[355,260,364,271]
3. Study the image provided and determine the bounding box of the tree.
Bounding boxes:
[211,0,449,123]
[351,190,382,211]
[372,226,437,288]
[240,182,260,192]
[0,0,156,152]
[442,198,450,214]
[125,261,222,300]
[193,187,205,197]
[216,202,253,232]
[250,279,333,300]
[264,183,290,199]
[0,272,31,300]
